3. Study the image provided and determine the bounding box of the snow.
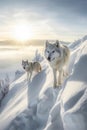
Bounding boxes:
[0,36,87,130]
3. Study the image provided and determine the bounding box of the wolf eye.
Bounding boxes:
[52,50,55,53]
[47,50,49,53]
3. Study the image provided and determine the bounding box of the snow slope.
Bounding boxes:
[0,36,87,130]
[44,39,87,130]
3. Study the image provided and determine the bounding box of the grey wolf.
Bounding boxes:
[45,40,70,88]
[22,60,42,81]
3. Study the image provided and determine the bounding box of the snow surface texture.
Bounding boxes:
[0,36,87,130]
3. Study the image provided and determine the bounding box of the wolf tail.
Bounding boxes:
[40,66,42,71]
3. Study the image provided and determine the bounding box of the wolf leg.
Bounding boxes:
[63,60,70,77]
[58,69,63,86]
[63,70,69,77]
[27,72,29,81]
[53,69,57,88]
[29,71,32,81]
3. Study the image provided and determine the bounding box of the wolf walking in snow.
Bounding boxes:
[45,40,70,88]
[22,60,42,81]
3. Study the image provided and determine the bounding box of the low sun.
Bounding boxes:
[12,23,33,41]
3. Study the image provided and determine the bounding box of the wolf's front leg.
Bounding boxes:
[27,72,29,81]
[58,69,63,87]
[63,70,69,77]
[29,71,32,81]
[63,61,70,77]
[53,69,57,88]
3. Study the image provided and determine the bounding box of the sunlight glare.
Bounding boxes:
[12,23,33,41]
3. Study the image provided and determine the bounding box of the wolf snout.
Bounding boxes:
[47,57,51,61]
[23,67,25,69]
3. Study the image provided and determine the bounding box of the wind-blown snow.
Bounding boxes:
[0,36,87,130]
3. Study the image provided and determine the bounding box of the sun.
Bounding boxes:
[12,23,33,41]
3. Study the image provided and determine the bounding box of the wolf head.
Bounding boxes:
[45,40,61,62]
[22,60,29,70]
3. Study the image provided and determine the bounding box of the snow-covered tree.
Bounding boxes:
[0,74,10,106]
[33,49,44,62]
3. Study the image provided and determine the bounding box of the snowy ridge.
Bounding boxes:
[0,38,87,130]
[69,35,87,50]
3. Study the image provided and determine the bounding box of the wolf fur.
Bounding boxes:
[22,60,41,81]
[45,40,70,88]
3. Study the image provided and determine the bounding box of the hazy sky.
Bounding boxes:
[0,0,87,41]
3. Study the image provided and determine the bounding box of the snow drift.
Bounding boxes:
[0,36,87,130]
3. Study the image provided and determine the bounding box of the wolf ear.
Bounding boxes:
[46,40,49,47]
[56,40,60,48]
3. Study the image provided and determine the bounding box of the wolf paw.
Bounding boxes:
[54,85,57,89]
[58,82,62,85]
[54,84,61,89]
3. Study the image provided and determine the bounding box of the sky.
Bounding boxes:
[0,0,87,42]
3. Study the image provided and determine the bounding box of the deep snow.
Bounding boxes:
[0,36,87,130]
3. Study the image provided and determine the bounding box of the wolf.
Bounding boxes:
[22,60,42,81]
[45,40,70,88]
